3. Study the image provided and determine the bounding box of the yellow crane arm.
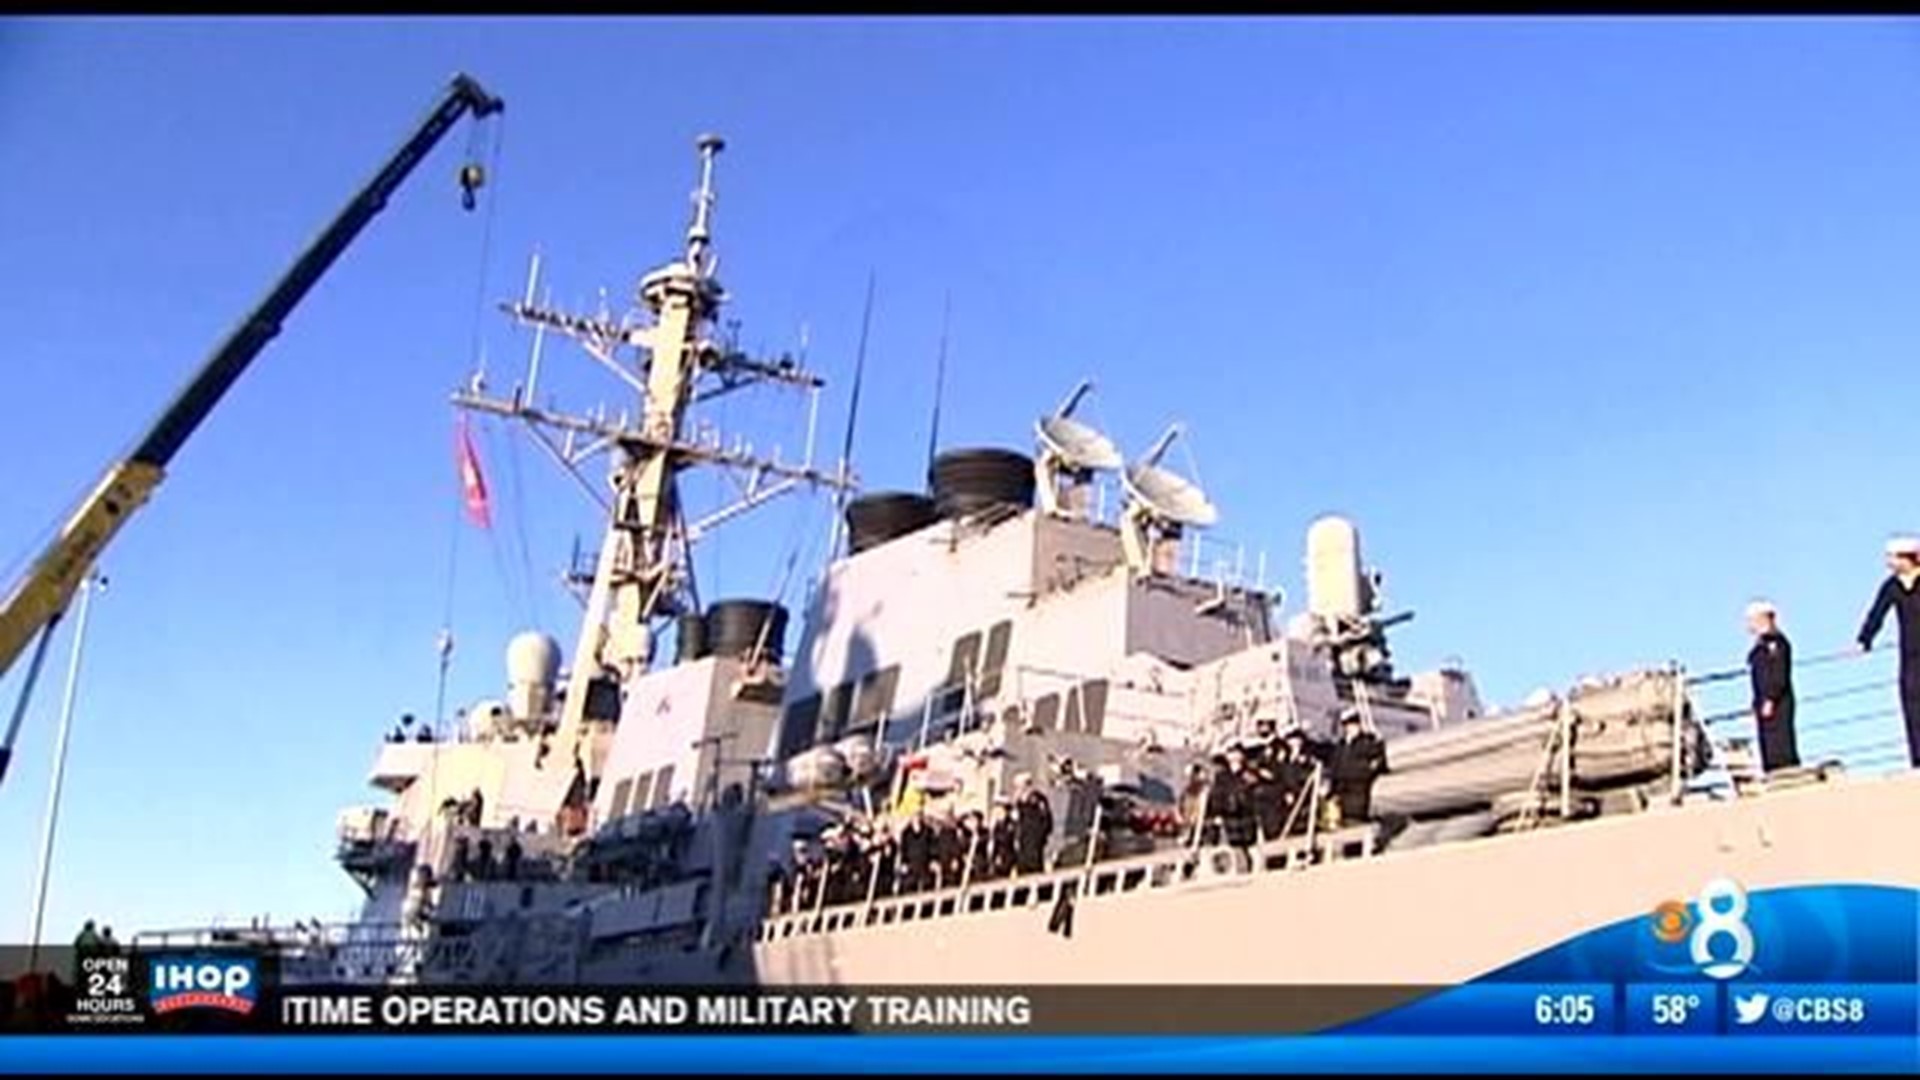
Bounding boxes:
[0,462,162,675]
[0,73,502,791]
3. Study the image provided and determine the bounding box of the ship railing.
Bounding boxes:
[913,670,1011,753]
[436,822,567,882]
[1181,531,1270,599]
[1681,656,1913,796]
[1672,644,1913,799]
[1183,760,1331,870]
[754,799,1380,947]
[130,919,446,983]
[132,919,383,952]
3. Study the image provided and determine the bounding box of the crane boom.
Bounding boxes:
[0,73,504,789]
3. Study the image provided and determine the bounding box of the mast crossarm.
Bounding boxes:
[451,391,857,491]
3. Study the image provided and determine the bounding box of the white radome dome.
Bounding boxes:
[506,632,562,685]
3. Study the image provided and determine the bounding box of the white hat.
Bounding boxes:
[1745,599,1777,620]
[1886,537,1920,559]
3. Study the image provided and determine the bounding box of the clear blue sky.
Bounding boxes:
[2,17,1917,942]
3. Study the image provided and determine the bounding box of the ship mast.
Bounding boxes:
[454,135,854,759]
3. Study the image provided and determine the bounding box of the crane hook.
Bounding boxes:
[459,162,486,212]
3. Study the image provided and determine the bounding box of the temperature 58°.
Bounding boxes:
[1651,992,1702,1025]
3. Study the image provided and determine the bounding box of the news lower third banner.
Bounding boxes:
[1,948,1916,1039]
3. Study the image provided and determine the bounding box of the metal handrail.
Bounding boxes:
[1275,761,1323,849]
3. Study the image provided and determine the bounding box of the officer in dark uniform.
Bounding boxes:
[1276,727,1318,835]
[847,827,874,903]
[988,800,1018,879]
[959,810,991,883]
[1197,753,1229,845]
[1327,709,1388,824]
[503,835,524,881]
[1744,600,1798,772]
[934,813,967,890]
[1213,744,1259,849]
[1858,537,1920,767]
[868,826,899,899]
[792,841,823,911]
[1013,776,1054,875]
[898,811,934,894]
[1243,737,1286,842]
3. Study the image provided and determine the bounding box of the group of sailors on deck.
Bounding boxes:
[766,707,1397,917]
[769,776,1056,914]
[446,831,527,883]
[1189,709,1389,850]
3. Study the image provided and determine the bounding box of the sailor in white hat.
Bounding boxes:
[1858,537,1920,766]
[1743,599,1798,772]
[1327,707,1387,823]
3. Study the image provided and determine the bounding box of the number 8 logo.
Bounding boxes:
[1690,877,1754,979]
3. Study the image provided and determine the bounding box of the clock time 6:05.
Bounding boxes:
[1534,993,1600,1026]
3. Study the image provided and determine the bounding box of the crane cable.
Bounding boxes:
[470,112,544,636]
[432,108,508,736]
[462,116,538,633]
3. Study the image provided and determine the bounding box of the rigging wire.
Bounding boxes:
[479,416,533,627]
[433,414,466,734]
[505,421,544,631]
[925,292,950,477]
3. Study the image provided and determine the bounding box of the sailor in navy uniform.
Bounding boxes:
[1012,774,1054,875]
[1858,537,1920,767]
[898,811,935,894]
[1327,709,1387,823]
[1744,600,1798,772]
[1275,727,1318,834]
[1242,736,1286,842]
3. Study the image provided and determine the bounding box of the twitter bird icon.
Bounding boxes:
[1733,991,1771,1026]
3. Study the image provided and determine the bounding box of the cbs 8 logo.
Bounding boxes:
[1689,877,1755,979]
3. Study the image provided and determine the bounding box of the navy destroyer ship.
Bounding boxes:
[136,134,1920,989]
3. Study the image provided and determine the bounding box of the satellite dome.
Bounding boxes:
[506,632,561,685]
[1305,516,1366,620]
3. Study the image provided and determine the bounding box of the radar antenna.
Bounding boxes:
[456,133,855,762]
[1119,422,1216,578]
[1033,379,1122,520]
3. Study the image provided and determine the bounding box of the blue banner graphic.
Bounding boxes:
[3,883,1914,1072]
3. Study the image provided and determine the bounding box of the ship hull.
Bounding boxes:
[735,772,1920,985]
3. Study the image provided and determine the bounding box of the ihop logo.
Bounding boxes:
[148,955,257,1015]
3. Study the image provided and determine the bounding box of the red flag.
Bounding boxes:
[456,416,492,529]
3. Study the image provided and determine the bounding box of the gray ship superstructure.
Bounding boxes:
[139,135,1920,988]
